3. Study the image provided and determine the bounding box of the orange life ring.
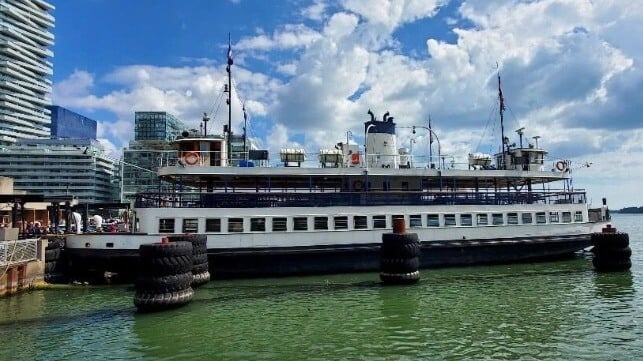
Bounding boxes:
[184,152,200,165]
[555,160,567,172]
[350,153,360,165]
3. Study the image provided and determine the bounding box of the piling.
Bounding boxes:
[592,225,631,272]
[379,218,421,285]
[168,234,210,287]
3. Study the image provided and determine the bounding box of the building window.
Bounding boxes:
[373,215,387,229]
[444,214,456,226]
[228,218,244,232]
[182,218,198,233]
[159,218,175,233]
[250,217,266,232]
[409,214,422,228]
[549,212,559,223]
[492,213,504,225]
[205,218,221,232]
[354,216,368,229]
[507,213,519,225]
[574,211,583,222]
[293,217,308,231]
[521,213,533,224]
[562,212,572,223]
[427,214,440,227]
[536,212,547,224]
[477,214,488,225]
[272,217,287,232]
[314,216,328,230]
[334,216,348,230]
[461,214,473,226]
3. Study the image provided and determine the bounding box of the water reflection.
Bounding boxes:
[592,270,634,299]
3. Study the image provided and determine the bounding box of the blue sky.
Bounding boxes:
[49,0,643,208]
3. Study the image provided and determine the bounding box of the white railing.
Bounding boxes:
[0,239,38,267]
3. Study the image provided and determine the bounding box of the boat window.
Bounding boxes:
[549,212,559,223]
[314,216,328,230]
[461,214,473,226]
[354,216,368,229]
[492,213,504,225]
[427,214,440,227]
[574,211,583,222]
[159,218,175,233]
[444,214,456,226]
[409,214,422,228]
[476,214,488,225]
[507,213,519,225]
[521,213,533,224]
[562,212,572,223]
[293,217,308,231]
[334,216,348,230]
[205,218,221,232]
[228,218,244,233]
[182,218,198,233]
[373,215,387,229]
[536,212,547,224]
[272,217,287,232]
[250,217,266,232]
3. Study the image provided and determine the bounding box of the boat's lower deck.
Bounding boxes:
[64,233,592,282]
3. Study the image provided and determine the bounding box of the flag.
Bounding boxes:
[227,40,233,66]
[498,74,506,111]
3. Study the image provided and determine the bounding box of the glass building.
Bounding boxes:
[0,138,118,203]
[122,112,187,201]
[47,105,97,139]
[0,0,55,145]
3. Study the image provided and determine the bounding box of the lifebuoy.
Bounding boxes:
[353,180,363,191]
[350,153,360,165]
[555,160,567,172]
[184,152,200,165]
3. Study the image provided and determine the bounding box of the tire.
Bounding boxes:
[193,253,208,265]
[169,234,207,255]
[139,255,193,277]
[45,260,60,274]
[45,248,60,261]
[134,287,194,312]
[595,246,632,259]
[380,257,420,273]
[593,257,632,272]
[45,273,67,284]
[192,262,209,274]
[381,237,420,258]
[139,242,192,258]
[135,272,193,294]
[380,270,420,285]
[191,271,211,287]
[46,240,61,250]
[592,233,629,250]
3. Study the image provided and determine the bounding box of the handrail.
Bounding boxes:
[0,239,38,268]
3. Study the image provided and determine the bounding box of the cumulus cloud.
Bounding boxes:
[51,0,643,206]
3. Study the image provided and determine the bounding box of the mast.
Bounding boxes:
[226,33,233,165]
[498,70,506,170]
[243,104,247,161]
[428,115,433,168]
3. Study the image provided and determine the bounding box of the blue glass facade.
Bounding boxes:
[47,106,98,139]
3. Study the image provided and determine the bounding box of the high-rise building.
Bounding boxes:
[0,138,118,203]
[47,105,97,139]
[0,0,55,145]
[122,112,187,200]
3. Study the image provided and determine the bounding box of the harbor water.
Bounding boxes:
[1,214,642,360]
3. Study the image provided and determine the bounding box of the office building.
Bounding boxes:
[47,105,97,139]
[0,0,55,145]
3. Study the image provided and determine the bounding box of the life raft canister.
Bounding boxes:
[351,152,360,165]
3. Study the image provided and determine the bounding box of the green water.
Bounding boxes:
[2,214,642,360]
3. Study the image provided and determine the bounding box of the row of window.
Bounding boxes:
[158,210,584,233]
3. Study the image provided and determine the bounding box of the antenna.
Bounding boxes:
[532,135,541,149]
[515,127,525,148]
[202,112,210,136]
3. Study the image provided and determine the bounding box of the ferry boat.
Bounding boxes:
[64,59,611,280]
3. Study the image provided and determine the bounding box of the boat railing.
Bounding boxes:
[0,239,38,267]
[134,189,587,209]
